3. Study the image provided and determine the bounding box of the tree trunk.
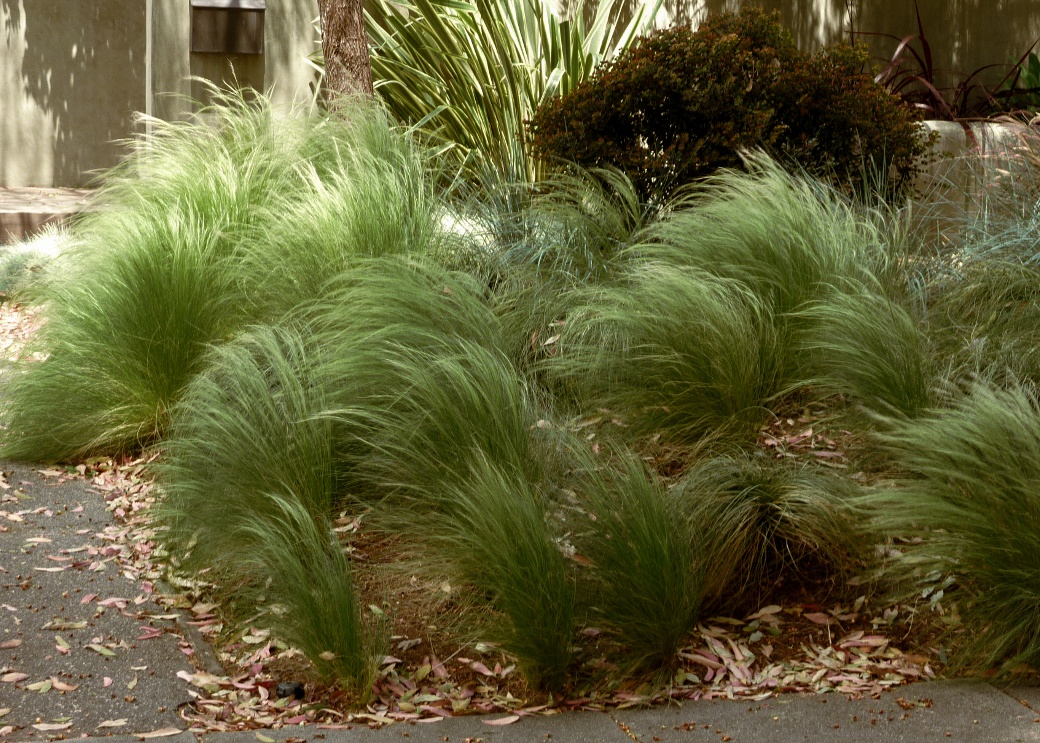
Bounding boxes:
[318,0,374,97]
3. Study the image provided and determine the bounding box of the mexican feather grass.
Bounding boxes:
[157,324,378,689]
[870,383,1040,673]
[575,447,703,669]
[0,93,434,460]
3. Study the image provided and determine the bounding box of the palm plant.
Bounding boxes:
[365,0,660,186]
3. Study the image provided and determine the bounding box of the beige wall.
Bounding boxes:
[1,0,147,187]
[3,0,1039,187]
[154,0,321,122]
[2,0,321,187]
[659,1,1040,88]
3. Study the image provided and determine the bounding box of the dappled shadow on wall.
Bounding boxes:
[561,0,848,48]
[1,0,146,187]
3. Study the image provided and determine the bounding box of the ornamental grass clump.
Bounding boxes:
[547,265,782,444]
[639,154,889,319]
[794,284,934,419]
[157,325,336,569]
[237,492,378,690]
[1,211,240,460]
[302,258,545,505]
[156,325,378,690]
[295,258,576,688]
[681,454,860,610]
[870,384,1040,673]
[576,448,703,670]
[236,112,439,321]
[430,455,575,690]
[0,92,433,461]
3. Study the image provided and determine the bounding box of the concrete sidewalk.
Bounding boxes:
[37,681,1040,742]
[0,461,196,739]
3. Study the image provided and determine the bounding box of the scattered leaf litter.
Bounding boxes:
[0,299,942,733]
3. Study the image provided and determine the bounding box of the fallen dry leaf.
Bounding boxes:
[49,677,79,692]
[138,727,184,738]
[484,715,520,725]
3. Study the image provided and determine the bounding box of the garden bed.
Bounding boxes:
[3,93,1040,732]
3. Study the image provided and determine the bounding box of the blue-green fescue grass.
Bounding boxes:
[793,283,934,419]
[427,454,575,690]
[0,225,72,297]
[679,454,861,610]
[501,167,650,282]
[491,168,652,378]
[926,258,1040,389]
[574,446,703,670]
[0,92,435,461]
[546,265,783,444]
[910,125,1040,388]
[868,383,1040,673]
[155,325,380,689]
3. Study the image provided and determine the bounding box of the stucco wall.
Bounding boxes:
[154,0,320,123]
[2,0,1039,187]
[1,0,146,187]
[2,0,320,187]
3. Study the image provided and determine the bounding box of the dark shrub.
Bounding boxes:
[528,8,928,203]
